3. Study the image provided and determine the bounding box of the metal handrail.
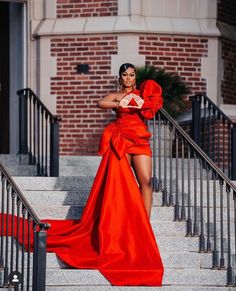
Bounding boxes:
[0,161,50,290]
[151,107,236,286]
[190,94,234,125]
[17,88,61,177]
[190,94,236,179]
[160,108,236,192]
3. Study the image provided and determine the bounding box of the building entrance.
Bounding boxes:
[0,1,25,154]
[0,2,10,153]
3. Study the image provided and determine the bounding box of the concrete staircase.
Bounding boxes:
[0,155,235,290]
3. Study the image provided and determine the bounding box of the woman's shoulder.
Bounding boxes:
[105,91,124,100]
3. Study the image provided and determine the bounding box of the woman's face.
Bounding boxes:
[120,67,136,89]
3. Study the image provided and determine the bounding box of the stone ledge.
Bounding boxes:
[33,16,220,37]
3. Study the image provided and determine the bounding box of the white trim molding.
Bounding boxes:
[33,16,220,37]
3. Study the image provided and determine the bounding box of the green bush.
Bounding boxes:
[136,65,191,118]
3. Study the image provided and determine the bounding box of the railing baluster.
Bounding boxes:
[181,139,186,220]
[10,191,16,274]
[157,113,162,192]
[27,215,31,291]
[206,165,212,251]
[199,159,205,251]
[19,90,28,154]
[207,103,211,157]
[217,114,221,167]
[162,119,168,206]
[29,94,33,164]
[219,179,225,268]
[0,176,5,268]
[231,125,236,180]
[16,198,21,272]
[41,109,44,176]
[212,172,219,268]
[212,108,216,162]
[174,132,180,221]
[193,152,198,235]
[33,99,36,165]
[21,207,26,291]
[4,183,10,285]
[226,187,233,285]
[228,122,231,178]
[222,117,225,174]
[37,104,40,176]
[202,97,207,151]
[169,124,174,206]
[151,117,157,191]
[186,146,192,235]
[45,114,49,177]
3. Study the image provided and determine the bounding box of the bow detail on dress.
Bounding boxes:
[98,123,127,159]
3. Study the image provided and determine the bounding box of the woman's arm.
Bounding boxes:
[97,93,119,109]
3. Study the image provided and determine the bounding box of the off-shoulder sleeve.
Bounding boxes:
[139,80,163,119]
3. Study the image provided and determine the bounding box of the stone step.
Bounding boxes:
[2,239,212,271]
[58,156,224,180]
[42,268,227,286]
[45,287,234,291]
[13,176,234,196]
[23,203,236,225]
[21,189,234,209]
[59,156,204,167]
[13,176,94,191]
[2,165,37,176]
[0,154,29,166]
[45,251,210,270]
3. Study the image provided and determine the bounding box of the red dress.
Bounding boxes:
[3,80,164,286]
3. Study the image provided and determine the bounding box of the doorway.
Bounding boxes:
[0,2,10,153]
[0,1,25,154]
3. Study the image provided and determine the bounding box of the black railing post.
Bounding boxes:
[50,117,60,177]
[19,91,28,154]
[191,96,201,146]
[231,125,236,180]
[33,229,47,291]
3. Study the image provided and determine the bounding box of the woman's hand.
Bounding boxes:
[119,93,144,109]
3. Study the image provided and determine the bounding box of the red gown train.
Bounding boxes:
[3,80,164,286]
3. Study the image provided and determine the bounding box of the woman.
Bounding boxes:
[97,63,163,218]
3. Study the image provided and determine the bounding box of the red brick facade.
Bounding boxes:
[217,0,236,105]
[57,0,118,18]
[51,35,118,155]
[139,35,208,94]
[51,34,208,155]
[221,38,236,104]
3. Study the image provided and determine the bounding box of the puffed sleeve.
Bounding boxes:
[139,79,163,119]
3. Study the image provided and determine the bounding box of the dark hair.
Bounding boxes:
[119,63,136,78]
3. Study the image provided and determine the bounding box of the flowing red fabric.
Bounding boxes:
[2,80,164,286]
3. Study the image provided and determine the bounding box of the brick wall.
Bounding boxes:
[139,35,208,95]
[218,0,236,104]
[221,38,236,104]
[51,34,209,155]
[218,0,236,26]
[51,35,118,155]
[57,0,118,18]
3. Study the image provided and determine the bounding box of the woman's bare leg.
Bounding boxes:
[131,155,152,218]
